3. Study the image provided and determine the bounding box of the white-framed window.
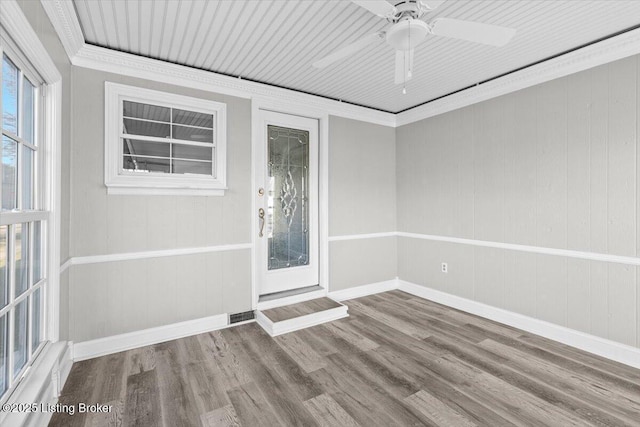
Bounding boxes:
[0,44,47,402]
[104,82,227,196]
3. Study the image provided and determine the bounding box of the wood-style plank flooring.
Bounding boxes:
[261,297,343,322]
[49,290,640,426]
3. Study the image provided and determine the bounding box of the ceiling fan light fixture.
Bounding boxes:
[386,19,429,50]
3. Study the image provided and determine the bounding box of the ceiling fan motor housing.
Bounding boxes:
[386,19,429,51]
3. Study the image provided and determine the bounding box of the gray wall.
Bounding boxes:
[17,0,73,340]
[67,67,253,342]
[396,55,640,348]
[65,71,398,342]
[329,116,397,291]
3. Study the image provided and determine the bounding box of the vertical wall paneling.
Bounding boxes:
[637,56,640,348]
[607,57,637,346]
[588,64,610,339]
[535,77,568,326]
[329,116,397,291]
[454,106,475,240]
[397,54,640,349]
[504,89,537,317]
[566,66,592,333]
[473,98,505,307]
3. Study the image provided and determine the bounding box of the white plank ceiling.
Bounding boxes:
[73,0,640,113]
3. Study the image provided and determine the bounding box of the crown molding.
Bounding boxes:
[40,0,84,59]
[71,44,396,127]
[2,0,61,83]
[41,0,640,128]
[395,26,640,126]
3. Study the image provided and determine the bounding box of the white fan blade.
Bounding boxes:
[394,49,414,84]
[352,0,396,18]
[312,32,384,68]
[431,18,516,46]
[419,0,446,11]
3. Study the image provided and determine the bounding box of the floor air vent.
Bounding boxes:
[229,311,255,324]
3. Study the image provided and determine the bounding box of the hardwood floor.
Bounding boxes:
[49,290,640,426]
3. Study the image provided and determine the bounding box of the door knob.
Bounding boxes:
[258,208,265,237]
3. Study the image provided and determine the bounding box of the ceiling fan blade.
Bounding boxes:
[312,32,384,69]
[352,0,397,18]
[431,18,516,47]
[419,0,446,11]
[394,49,414,84]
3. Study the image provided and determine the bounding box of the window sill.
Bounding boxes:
[0,341,72,426]
[106,186,227,196]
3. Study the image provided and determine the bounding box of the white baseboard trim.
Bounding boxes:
[398,280,640,370]
[256,288,328,311]
[328,279,399,302]
[257,304,349,337]
[72,313,229,361]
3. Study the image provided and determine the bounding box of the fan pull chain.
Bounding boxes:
[408,19,412,79]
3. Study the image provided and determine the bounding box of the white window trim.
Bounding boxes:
[0,0,64,420]
[104,82,227,196]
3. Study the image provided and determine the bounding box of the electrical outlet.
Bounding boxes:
[441,262,448,273]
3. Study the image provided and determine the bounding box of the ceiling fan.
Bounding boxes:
[312,0,517,89]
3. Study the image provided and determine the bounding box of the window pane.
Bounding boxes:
[31,288,41,355]
[172,108,213,128]
[2,136,18,210]
[22,147,33,210]
[123,118,170,139]
[123,139,170,158]
[172,125,213,143]
[172,143,212,161]
[172,159,212,176]
[22,78,35,144]
[33,222,42,283]
[13,300,28,377]
[14,223,28,297]
[2,55,18,134]
[0,315,7,395]
[123,101,170,122]
[124,156,170,173]
[0,226,7,309]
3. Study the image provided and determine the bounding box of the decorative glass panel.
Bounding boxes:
[31,288,41,355]
[2,136,18,210]
[267,125,309,270]
[0,226,7,309]
[0,315,7,395]
[2,55,18,134]
[13,300,28,377]
[22,147,33,209]
[15,223,28,297]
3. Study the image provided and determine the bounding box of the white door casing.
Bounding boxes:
[255,110,319,295]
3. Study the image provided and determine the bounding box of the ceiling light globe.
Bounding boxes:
[386,19,429,51]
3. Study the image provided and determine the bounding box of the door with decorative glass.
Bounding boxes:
[256,110,319,295]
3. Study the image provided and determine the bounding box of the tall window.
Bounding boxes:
[0,49,46,401]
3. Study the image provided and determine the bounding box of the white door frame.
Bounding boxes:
[251,97,329,309]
